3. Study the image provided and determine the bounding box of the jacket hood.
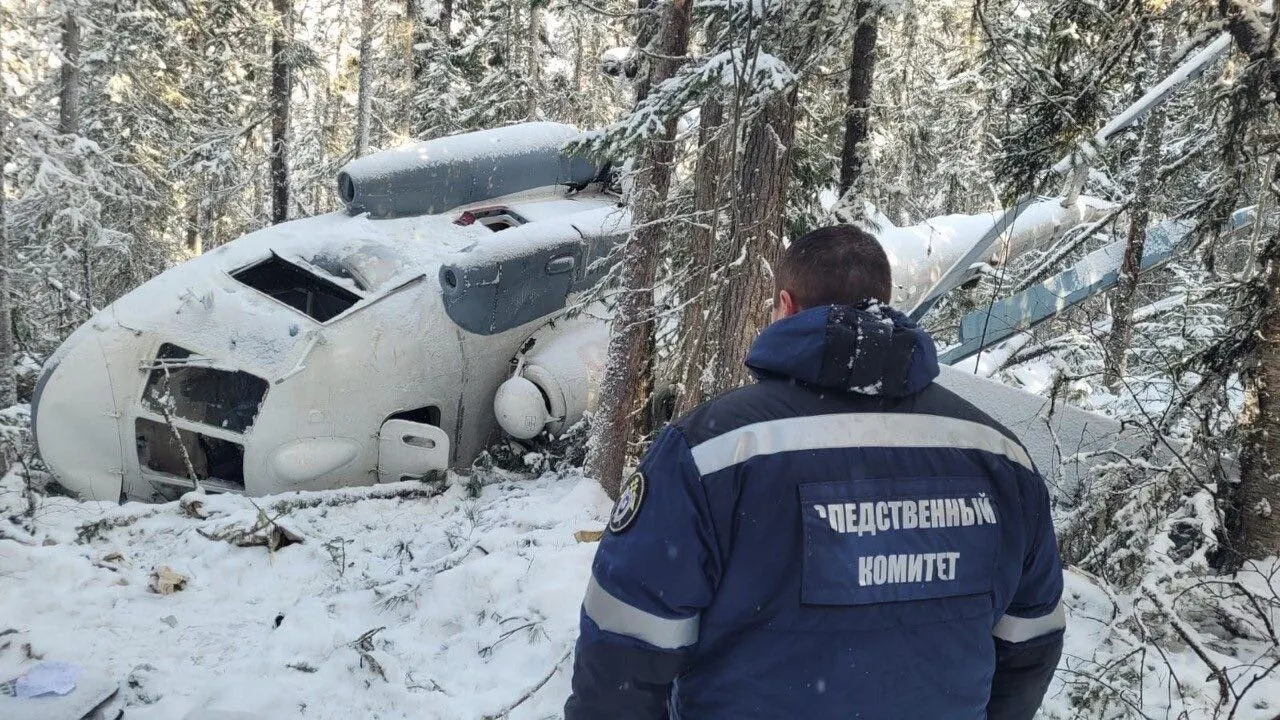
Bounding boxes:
[745,302,939,398]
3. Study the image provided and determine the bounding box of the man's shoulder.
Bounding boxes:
[673,380,801,448]
[673,380,1033,464]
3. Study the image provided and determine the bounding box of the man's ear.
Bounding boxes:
[773,289,800,321]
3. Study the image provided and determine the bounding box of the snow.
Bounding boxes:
[1040,564,1280,720]
[1,469,612,719]
[6,462,1276,719]
[340,123,584,181]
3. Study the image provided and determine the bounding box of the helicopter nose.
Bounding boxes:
[33,328,128,502]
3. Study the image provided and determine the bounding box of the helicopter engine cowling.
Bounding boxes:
[494,311,609,440]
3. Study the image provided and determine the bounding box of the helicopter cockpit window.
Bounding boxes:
[136,418,246,489]
[232,253,361,322]
[142,344,269,434]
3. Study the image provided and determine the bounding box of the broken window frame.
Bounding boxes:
[460,206,529,233]
[140,343,269,434]
[228,252,368,324]
[135,417,247,492]
[134,342,268,492]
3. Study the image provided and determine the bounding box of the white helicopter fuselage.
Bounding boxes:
[33,184,621,502]
[33,122,1124,503]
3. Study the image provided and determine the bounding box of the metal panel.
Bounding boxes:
[337,123,603,219]
[440,241,583,335]
[938,209,1255,365]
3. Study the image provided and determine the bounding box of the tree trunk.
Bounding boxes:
[708,90,798,395]
[406,0,427,82]
[0,35,17,407]
[1103,20,1172,391]
[355,0,376,157]
[440,0,453,44]
[1234,221,1280,561]
[1222,0,1280,561]
[526,0,540,120]
[270,0,293,225]
[672,95,726,416]
[586,0,692,499]
[57,9,92,317]
[838,0,879,196]
[58,11,81,136]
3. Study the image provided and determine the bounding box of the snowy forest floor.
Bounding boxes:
[2,452,1279,719]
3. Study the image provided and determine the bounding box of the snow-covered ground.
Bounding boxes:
[3,464,1278,719]
[1,470,610,719]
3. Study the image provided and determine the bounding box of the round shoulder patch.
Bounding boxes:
[608,469,647,534]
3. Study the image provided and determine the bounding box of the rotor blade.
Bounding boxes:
[910,31,1235,321]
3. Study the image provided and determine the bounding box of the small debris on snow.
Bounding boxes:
[148,566,189,595]
[4,660,79,698]
[180,491,209,519]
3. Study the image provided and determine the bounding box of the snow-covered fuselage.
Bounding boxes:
[33,122,1120,502]
[33,184,626,502]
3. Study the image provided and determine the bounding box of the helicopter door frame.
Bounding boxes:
[131,338,268,494]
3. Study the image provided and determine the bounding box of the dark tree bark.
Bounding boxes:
[586,0,693,498]
[1103,19,1174,390]
[270,0,293,225]
[526,0,540,119]
[440,0,453,44]
[57,9,92,317]
[0,34,17,407]
[707,90,799,395]
[355,0,376,157]
[838,0,879,195]
[1235,224,1280,561]
[1220,0,1280,560]
[406,0,427,82]
[57,11,81,135]
[672,95,726,417]
[185,203,202,255]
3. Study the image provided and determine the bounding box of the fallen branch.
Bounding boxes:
[482,648,572,720]
[1141,585,1231,708]
[259,479,449,516]
[75,479,448,544]
[196,504,303,552]
[351,627,388,682]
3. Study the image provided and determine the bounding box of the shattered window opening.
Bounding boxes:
[390,406,442,427]
[475,207,528,233]
[135,417,246,489]
[232,253,362,322]
[142,343,269,434]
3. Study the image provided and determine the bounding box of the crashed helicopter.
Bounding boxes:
[32,121,1127,503]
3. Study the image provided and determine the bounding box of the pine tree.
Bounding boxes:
[355,0,378,157]
[838,0,880,198]
[1217,0,1280,562]
[270,0,293,223]
[586,0,693,498]
[0,19,16,407]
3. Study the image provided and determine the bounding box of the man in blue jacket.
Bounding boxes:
[565,225,1065,719]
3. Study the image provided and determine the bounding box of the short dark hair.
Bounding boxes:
[775,225,892,308]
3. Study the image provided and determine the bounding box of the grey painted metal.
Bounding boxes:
[440,225,623,336]
[938,208,1255,366]
[337,123,602,219]
[933,365,1141,496]
[911,31,1237,323]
